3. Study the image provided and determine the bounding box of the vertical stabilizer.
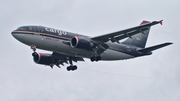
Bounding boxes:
[122,21,151,48]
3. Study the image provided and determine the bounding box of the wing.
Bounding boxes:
[91,20,163,43]
[52,52,84,66]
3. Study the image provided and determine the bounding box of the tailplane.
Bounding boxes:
[122,20,151,48]
[137,42,173,53]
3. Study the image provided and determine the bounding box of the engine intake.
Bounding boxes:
[70,37,94,50]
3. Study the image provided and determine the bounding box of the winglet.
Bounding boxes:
[141,20,163,25]
[159,20,163,25]
[140,20,150,25]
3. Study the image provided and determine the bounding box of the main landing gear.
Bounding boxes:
[90,49,101,62]
[90,56,101,62]
[67,57,77,71]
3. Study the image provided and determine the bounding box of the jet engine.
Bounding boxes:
[32,52,55,65]
[70,37,94,50]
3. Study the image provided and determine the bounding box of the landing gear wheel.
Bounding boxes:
[90,56,101,62]
[67,66,71,71]
[72,65,77,71]
[90,57,95,62]
[66,56,78,71]
[67,65,78,71]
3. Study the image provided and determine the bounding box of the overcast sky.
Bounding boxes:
[1,0,180,101]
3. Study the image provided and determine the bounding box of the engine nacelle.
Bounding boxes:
[32,52,55,65]
[70,37,94,50]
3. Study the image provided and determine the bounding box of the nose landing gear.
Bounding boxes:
[31,45,38,58]
[31,45,36,52]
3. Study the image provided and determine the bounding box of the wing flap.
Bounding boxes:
[52,52,84,63]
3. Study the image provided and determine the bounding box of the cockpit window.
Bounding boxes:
[17,26,34,31]
[17,27,28,31]
[16,26,41,32]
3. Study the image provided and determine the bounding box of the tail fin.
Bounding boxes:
[122,20,151,48]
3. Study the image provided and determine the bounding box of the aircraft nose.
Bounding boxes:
[11,31,24,41]
[11,31,15,36]
[11,31,17,38]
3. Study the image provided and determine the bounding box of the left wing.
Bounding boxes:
[52,52,84,66]
[91,20,163,43]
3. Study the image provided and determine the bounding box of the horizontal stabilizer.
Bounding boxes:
[138,42,173,53]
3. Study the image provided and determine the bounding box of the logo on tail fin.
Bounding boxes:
[135,34,142,40]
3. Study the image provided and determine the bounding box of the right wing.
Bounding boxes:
[91,20,163,43]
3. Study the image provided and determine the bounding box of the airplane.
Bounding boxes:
[11,20,173,71]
